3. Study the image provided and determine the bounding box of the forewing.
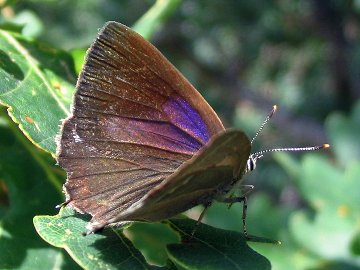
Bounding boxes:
[57,22,225,223]
[86,130,251,232]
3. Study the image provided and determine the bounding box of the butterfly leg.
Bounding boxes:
[227,184,254,209]
[219,193,252,238]
[190,201,212,238]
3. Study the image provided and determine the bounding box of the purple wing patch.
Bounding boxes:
[164,95,210,145]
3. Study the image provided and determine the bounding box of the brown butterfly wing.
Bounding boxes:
[85,130,251,233]
[57,22,225,227]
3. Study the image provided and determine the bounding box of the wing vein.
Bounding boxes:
[78,138,194,156]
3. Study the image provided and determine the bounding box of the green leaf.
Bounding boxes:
[70,48,86,75]
[125,222,180,266]
[166,219,271,270]
[326,101,360,167]
[34,207,273,269]
[314,261,360,270]
[290,156,360,266]
[297,155,343,209]
[351,232,360,256]
[0,110,79,270]
[34,207,163,270]
[0,29,76,154]
[244,194,319,270]
[133,0,182,40]
[250,236,319,270]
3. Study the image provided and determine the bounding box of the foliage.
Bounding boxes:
[1,0,359,269]
[34,208,272,269]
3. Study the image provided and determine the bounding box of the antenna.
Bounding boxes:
[251,105,277,144]
[252,144,330,158]
[245,105,330,173]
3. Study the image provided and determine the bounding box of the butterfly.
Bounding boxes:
[57,21,328,235]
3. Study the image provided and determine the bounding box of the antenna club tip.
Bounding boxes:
[323,144,330,149]
[269,105,277,118]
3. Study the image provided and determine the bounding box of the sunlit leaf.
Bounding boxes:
[0,111,79,270]
[0,29,76,154]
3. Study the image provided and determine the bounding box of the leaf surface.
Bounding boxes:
[166,219,271,270]
[0,110,79,270]
[34,207,163,270]
[0,29,76,154]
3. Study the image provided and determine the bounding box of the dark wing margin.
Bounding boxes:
[56,22,225,224]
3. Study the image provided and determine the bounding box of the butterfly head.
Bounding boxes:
[244,105,330,174]
[245,153,262,173]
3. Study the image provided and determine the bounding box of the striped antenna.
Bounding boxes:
[252,144,330,158]
[251,105,277,144]
[245,105,330,173]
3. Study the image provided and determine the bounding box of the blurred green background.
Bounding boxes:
[0,0,359,269]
